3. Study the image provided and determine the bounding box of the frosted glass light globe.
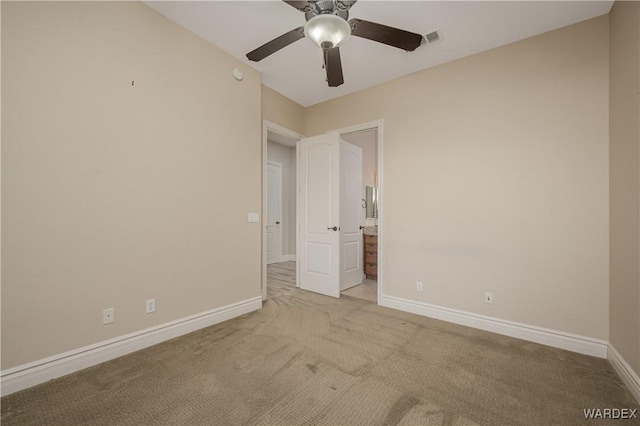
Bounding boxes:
[304,14,351,49]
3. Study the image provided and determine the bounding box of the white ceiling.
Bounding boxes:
[145,1,613,107]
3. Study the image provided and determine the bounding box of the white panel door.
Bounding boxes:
[340,140,363,290]
[298,133,340,298]
[266,161,282,265]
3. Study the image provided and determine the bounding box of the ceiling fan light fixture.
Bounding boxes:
[304,14,351,49]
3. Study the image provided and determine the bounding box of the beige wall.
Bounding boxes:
[1,1,262,369]
[267,141,296,256]
[262,85,305,136]
[305,16,610,340]
[609,0,640,375]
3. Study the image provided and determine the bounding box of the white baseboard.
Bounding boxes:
[281,255,296,262]
[0,296,262,397]
[608,344,640,404]
[381,295,608,358]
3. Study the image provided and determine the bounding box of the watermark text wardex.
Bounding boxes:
[583,408,638,419]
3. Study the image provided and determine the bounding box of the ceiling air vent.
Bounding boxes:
[422,29,441,46]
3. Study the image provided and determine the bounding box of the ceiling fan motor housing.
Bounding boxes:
[304,1,349,21]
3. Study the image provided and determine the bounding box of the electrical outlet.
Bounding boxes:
[146,298,156,314]
[485,292,493,304]
[103,308,114,324]
[416,281,423,292]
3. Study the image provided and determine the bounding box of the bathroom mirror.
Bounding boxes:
[365,186,378,219]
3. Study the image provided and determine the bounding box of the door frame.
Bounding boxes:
[336,120,384,305]
[262,119,303,300]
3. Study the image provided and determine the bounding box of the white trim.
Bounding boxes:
[375,122,383,306]
[1,296,262,397]
[296,141,301,288]
[262,119,303,301]
[336,120,383,136]
[336,119,384,306]
[281,254,296,262]
[608,343,640,404]
[381,295,607,358]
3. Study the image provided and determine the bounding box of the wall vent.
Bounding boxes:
[422,29,441,46]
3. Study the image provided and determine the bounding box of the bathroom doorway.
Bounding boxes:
[338,121,382,303]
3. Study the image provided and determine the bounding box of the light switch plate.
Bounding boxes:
[248,213,260,223]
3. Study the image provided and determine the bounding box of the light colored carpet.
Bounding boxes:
[2,261,637,425]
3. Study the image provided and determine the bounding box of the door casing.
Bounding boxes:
[262,120,302,300]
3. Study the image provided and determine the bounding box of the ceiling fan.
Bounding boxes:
[246,0,424,87]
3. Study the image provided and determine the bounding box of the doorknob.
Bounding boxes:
[276,221,280,225]
[327,226,338,231]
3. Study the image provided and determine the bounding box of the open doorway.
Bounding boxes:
[262,120,302,300]
[294,120,383,304]
[264,119,383,305]
[339,124,380,303]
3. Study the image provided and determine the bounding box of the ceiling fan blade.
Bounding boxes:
[246,27,305,62]
[282,1,315,12]
[324,46,344,87]
[349,19,423,52]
